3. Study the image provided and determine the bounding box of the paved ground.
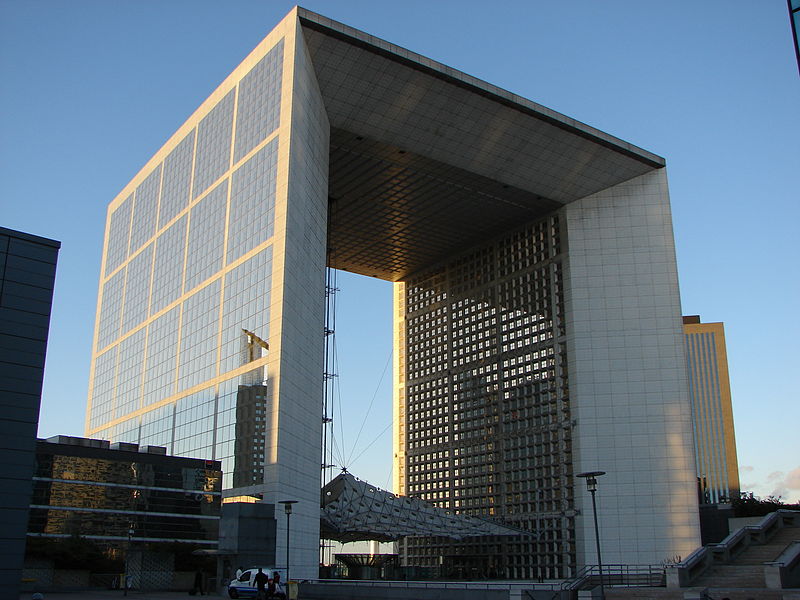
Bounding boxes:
[19,592,227,600]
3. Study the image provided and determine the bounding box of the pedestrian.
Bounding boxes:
[192,569,205,595]
[269,571,287,599]
[254,567,269,600]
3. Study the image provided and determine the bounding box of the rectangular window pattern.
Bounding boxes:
[193,90,235,199]
[173,387,216,459]
[685,331,731,504]
[226,138,278,264]
[89,38,285,495]
[220,246,273,375]
[129,165,162,254]
[114,328,146,419]
[216,374,268,489]
[184,180,228,293]
[97,268,126,351]
[150,215,187,315]
[90,346,118,430]
[140,404,175,453]
[105,195,132,276]
[234,39,284,162]
[400,215,573,580]
[143,306,180,407]
[177,280,221,392]
[159,129,196,228]
[121,243,153,334]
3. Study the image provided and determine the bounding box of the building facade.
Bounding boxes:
[87,8,700,578]
[0,227,60,597]
[789,0,800,75]
[28,436,221,548]
[682,316,740,505]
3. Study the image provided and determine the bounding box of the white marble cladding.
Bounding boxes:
[563,169,700,566]
[261,18,330,580]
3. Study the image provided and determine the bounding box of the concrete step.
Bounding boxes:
[734,527,800,564]
[694,565,765,588]
[605,589,681,599]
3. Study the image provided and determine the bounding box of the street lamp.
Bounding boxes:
[124,525,134,596]
[278,500,298,582]
[577,471,606,599]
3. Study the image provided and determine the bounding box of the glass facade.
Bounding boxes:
[29,439,221,546]
[88,38,285,493]
[396,215,575,579]
[791,0,800,75]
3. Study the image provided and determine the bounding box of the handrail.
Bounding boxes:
[765,540,800,568]
[560,564,665,590]
[764,540,800,590]
[668,508,800,588]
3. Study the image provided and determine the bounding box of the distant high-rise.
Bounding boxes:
[683,316,740,504]
[0,226,60,598]
[789,0,800,75]
[87,8,700,578]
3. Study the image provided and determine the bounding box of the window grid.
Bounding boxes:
[220,246,273,374]
[401,214,574,580]
[142,306,180,407]
[105,195,132,276]
[177,280,222,393]
[184,180,228,293]
[159,129,196,228]
[129,165,162,254]
[114,329,146,420]
[150,216,187,315]
[121,243,153,334]
[97,268,126,351]
[226,138,278,264]
[193,90,235,199]
[234,39,284,162]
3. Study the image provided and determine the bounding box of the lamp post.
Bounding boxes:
[577,471,606,600]
[278,500,298,582]
[124,525,134,596]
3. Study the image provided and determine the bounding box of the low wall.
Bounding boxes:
[298,580,561,600]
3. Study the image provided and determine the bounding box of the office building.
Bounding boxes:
[25,435,221,591]
[28,435,221,547]
[683,316,740,505]
[86,8,700,578]
[0,226,60,597]
[790,0,800,75]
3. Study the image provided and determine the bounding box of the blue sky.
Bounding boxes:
[1,1,798,503]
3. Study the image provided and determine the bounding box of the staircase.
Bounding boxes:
[605,511,800,600]
[691,527,798,588]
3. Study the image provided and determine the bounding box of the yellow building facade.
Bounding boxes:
[683,316,740,504]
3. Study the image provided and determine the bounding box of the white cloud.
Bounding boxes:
[785,467,800,490]
[740,465,800,504]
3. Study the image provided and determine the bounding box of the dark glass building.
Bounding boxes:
[790,0,800,75]
[0,226,60,597]
[28,436,222,549]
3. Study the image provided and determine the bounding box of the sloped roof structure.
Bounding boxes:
[320,472,530,543]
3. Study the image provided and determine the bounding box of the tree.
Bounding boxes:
[732,492,800,517]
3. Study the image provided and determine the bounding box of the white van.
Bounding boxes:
[227,567,286,598]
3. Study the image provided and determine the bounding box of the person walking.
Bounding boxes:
[254,567,269,600]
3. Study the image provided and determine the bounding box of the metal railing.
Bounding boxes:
[560,564,665,591]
